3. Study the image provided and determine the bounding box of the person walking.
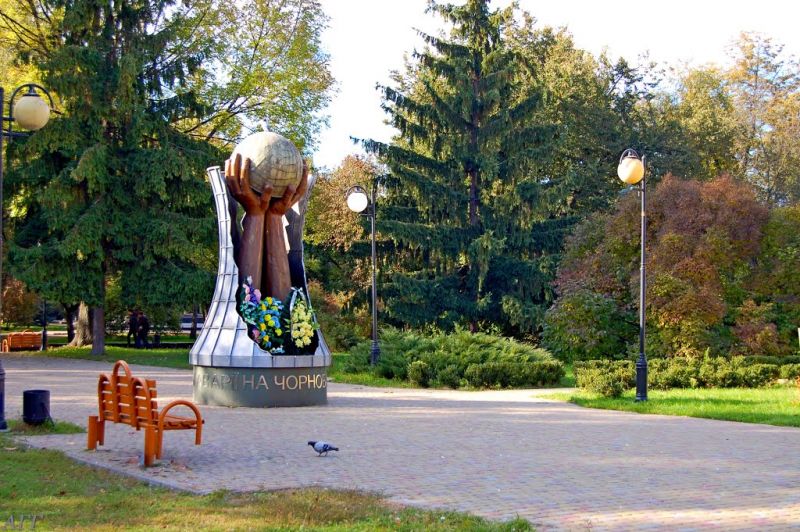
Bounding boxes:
[127,310,139,347]
[137,313,150,349]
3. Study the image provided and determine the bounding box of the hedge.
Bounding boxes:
[575,356,789,397]
[343,328,564,389]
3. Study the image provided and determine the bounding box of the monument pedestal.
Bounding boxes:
[193,365,327,407]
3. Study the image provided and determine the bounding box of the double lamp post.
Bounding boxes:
[0,83,54,431]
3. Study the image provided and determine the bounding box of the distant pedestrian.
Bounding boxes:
[127,310,139,347]
[137,313,150,349]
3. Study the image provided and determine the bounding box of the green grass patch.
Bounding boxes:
[15,345,191,369]
[6,419,85,435]
[546,386,800,427]
[559,363,575,387]
[0,435,531,531]
[328,352,416,388]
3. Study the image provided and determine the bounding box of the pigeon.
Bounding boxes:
[308,440,339,456]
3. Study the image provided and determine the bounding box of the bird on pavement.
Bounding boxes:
[308,441,339,456]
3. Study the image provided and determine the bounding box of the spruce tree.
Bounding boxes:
[6,0,217,353]
[364,0,575,335]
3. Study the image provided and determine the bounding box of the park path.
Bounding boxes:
[3,355,799,531]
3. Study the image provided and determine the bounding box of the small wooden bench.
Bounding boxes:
[1,330,42,352]
[87,360,203,466]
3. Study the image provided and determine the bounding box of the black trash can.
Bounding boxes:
[22,389,50,425]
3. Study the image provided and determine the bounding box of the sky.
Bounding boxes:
[314,0,800,170]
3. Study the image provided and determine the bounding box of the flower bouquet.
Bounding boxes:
[237,279,319,355]
[287,287,319,354]
[238,277,285,354]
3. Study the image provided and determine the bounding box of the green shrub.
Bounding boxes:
[542,290,637,363]
[574,360,635,397]
[408,360,433,387]
[435,364,462,389]
[779,364,800,380]
[743,355,800,365]
[344,327,564,389]
[649,358,702,390]
[575,356,783,392]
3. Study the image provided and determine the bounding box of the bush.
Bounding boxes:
[435,364,462,389]
[542,290,636,363]
[408,360,432,387]
[577,356,783,392]
[574,360,635,397]
[779,364,800,380]
[344,327,564,389]
[649,358,702,390]
[743,355,800,365]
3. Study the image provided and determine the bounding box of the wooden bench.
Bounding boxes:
[87,360,203,466]
[1,330,42,352]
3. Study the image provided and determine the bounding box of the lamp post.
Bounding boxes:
[617,148,648,402]
[346,183,380,366]
[0,83,54,431]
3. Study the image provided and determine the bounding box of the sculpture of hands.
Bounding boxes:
[224,154,309,216]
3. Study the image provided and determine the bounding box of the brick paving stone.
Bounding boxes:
[2,354,800,531]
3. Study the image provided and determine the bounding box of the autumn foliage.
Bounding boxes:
[544,174,799,361]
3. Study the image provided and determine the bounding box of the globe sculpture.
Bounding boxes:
[230,131,303,198]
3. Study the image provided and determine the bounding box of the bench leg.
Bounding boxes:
[143,427,157,467]
[87,416,98,450]
[87,416,106,450]
[155,430,162,459]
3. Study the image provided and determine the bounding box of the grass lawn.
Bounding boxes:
[546,387,800,427]
[6,419,85,435]
[15,345,193,369]
[0,435,530,531]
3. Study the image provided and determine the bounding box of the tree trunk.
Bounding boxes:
[64,303,78,343]
[91,305,105,356]
[68,302,93,347]
[190,305,198,340]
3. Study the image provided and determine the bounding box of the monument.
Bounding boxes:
[190,132,331,407]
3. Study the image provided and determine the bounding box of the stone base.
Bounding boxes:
[193,365,327,408]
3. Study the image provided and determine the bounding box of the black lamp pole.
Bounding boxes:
[618,148,648,401]
[368,182,380,366]
[0,83,54,431]
[636,155,648,402]
[346,183,381,366]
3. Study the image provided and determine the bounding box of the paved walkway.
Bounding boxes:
[3,355,799,531]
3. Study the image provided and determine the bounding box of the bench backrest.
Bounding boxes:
[3,330,42,350]
[97,360,159,428]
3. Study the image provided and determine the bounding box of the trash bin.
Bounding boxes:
[22,389,50,425]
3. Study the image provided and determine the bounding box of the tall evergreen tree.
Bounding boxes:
[6,0,218,353]
[363,0,587,335]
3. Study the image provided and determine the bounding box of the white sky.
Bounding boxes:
[314,0,800,170]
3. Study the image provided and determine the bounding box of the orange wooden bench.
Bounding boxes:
[87,360,203,466]
[1,330,42,352]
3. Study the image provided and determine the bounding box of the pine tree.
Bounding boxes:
[6,0,218,354]
[363,0,581,335]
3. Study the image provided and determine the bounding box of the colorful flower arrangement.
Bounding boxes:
[238,278,318,355]
[238,277,285,354]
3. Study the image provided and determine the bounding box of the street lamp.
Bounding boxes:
[346,184,380,366]
[617,148,647,402]
[0,83,54,431]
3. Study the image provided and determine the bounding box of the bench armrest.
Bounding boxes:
[158,400,203,426]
